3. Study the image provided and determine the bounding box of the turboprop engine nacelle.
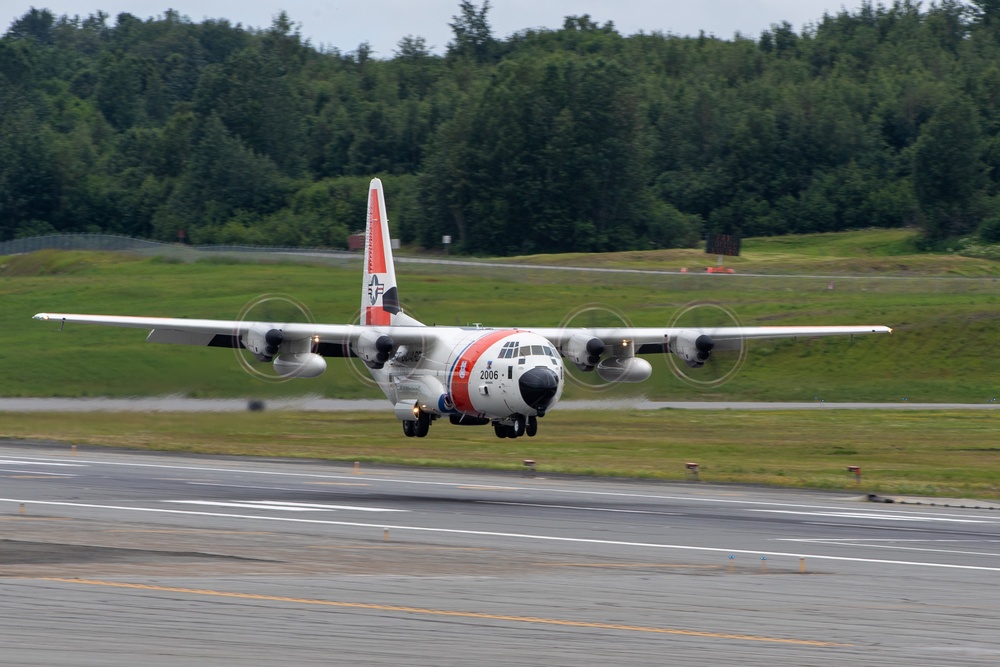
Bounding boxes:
[245,323,284,361]
[672,332,715,368]
[273,352,327,378]
[596,357,652,383]
[355,330,395,369]
[395,375,454,420]
[415,376,453,415]
[563,333,606,371]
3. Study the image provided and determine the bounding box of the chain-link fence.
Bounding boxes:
[0,233,354,257]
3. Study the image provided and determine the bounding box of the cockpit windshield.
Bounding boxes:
[498,341,558,359]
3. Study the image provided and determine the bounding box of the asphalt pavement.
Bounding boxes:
[2,441,999,665]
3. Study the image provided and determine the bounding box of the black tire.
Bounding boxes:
[526,415,538,437]
[493,422,508,438]
[511,414,525,438]
[402,420,415,437]
[414,410,430,438]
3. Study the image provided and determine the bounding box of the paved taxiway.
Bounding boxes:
[2,441,999,666]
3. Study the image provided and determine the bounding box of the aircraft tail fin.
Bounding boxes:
[362,178,411,326]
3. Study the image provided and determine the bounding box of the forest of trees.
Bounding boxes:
[2,1,1000,255]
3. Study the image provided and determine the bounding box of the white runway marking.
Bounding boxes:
[751,509,995,524]
[780,538,1000,558]
[165,500,406,512]
[0,460,86,467]
[0,470,77,477]
[166,501,331,512]
[0,459,86,476]
[246,500,406,512]
[4,497,1000,572]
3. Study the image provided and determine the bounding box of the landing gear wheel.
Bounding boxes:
[493,422,508,439]
[526,415,538,437]
[511,414,525,438]
[414,410,430,438]
[402,420,415,437]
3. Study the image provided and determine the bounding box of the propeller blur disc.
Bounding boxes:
[557,303,634,392]
[665,301,747,389]
[342,303,428,389]
[234,294,315,383]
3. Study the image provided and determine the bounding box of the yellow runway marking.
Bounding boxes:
[306,545,487,551]
[40,578,850,647]
[539,563,721,569]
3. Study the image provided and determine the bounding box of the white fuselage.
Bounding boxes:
[371,327,564,421]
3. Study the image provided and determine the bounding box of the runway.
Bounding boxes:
[2,441,999,665]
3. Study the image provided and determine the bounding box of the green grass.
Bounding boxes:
[500,229,1000,276]
[3,408,999,499]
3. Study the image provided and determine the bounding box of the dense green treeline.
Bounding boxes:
[2,1,1000,254]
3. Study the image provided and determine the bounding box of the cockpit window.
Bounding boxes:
[510,344,557,357]
[499,340,520,359]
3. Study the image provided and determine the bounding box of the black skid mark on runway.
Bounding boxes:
[0,539,275,566]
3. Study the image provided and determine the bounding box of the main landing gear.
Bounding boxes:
[402,410,430,438]
[403,411,536,439]
[493,414,537,439]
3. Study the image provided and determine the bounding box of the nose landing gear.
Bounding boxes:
[493,414,538,438]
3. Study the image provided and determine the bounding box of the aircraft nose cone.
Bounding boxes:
[519,367,559,410]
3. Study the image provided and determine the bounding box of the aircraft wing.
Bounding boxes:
[31,313,429,356]
[526,325,892,355]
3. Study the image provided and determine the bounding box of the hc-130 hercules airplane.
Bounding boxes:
[35,178,891,439]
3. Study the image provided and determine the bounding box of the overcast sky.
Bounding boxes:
[8,1,879,56]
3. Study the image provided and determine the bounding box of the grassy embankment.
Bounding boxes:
[1,229,998,497]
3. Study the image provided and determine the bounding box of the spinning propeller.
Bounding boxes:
[556,300,748,393]
[233,294,317,382]
[665,301,747,389]
[557,303,635,392]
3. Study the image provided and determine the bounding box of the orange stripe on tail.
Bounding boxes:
[362,178,399,327]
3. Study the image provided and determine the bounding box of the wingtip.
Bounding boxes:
[33,313,48,320]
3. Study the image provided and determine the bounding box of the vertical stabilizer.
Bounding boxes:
[362,178,402,326]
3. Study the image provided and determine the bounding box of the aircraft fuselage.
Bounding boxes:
[374,328,564,423]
